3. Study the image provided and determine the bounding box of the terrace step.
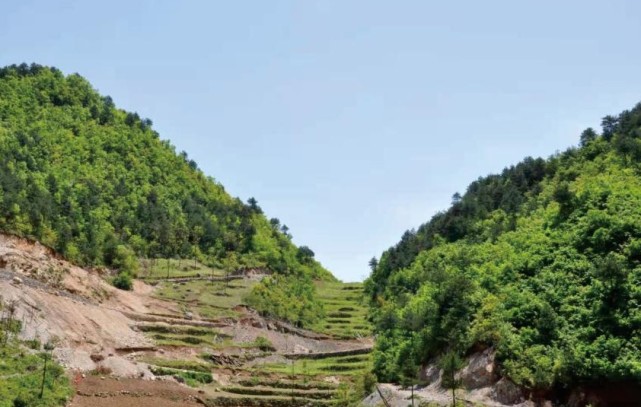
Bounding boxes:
[222,386,335,400]
[234,378,338,390]
[282,347,372,360]
[124,312,231,328]
[204,393,337,407]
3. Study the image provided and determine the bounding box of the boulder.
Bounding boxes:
[293,344,309,354]
[460,347,498,389]
[419,363,440,385]
[491,377,524,405]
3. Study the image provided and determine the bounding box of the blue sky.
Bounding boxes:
[2,1,640,281]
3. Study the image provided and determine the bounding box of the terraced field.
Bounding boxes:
[139,258,226,280]
[129,273,373,406]
[202,349,373,406]
[152,277,258,319]
[136,323,232,347]
[312,281,371,339]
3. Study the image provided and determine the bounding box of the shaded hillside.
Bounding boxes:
[365,103,641,399]
[0,63,330,283]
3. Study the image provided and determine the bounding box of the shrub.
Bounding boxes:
[113,272,133,290]
[360,371,377,397]
[12,397,27,407]
[254,336,275,352]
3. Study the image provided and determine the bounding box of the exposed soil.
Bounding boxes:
[68,376,204,407]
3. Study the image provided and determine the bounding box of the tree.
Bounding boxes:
[281,224,292,239]
[439,351,463,407]
[247,197,262,214]
[40,339,57,399]
[601,115,618,141]
[398,347,420,406]
[368,257,378,272]
[112,245,139,276]
[296,246,315,263]
[99,95,115,124]
[580,127,598,146]
[613,133,641,162]
[553,181,574,218]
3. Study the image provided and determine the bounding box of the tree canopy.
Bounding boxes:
[365,102,641,394]
[0,63,333,288]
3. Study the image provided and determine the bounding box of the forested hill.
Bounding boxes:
[0,63,331,282]
[365,103,641,393]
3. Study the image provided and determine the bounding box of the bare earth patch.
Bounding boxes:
[68,376,204,407]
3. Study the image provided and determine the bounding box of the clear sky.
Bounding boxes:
[2,1,640,281]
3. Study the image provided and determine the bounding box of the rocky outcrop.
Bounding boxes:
[491,377,525,405]
[420,348,498,390]
[419,363,440,385]
[410,349,533,406]
[460,347,498,389]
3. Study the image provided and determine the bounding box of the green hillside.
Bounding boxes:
[365,103,641,394]
[0,63,331,321]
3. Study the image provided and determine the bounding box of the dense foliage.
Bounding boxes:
[365,103,641,392]
[245,274,325,327]
[0,63,331,293]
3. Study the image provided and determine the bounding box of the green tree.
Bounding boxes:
[579,127,598,146]
[39,340,57,399]
[440,351,463,407]
[296,245,315,263]
[112,245,139,276]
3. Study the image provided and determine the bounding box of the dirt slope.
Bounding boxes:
[0,234,178,374]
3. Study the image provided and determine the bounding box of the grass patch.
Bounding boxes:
[202,395,336,407]
[260,354,372,377]
[236,378,338,390]
[149,365,213,386]
[0,344,73,407]
[223,386,334,400]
